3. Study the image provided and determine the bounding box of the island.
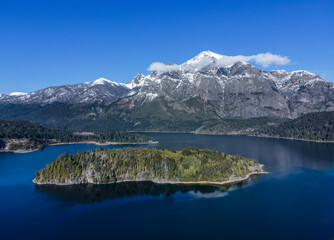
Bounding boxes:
[0,119,156,153]
[33,147,266,186]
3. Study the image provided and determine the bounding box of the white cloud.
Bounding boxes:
[148,52,291,73]
[216,52,291,68]
[147,62,180,75]
[189,57,213,70]
[250,52,291,67]
[215,55,249,67]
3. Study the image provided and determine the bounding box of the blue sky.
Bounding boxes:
[0,0,333,93]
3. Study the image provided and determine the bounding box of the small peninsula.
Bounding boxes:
[0,119,155,153]
[33,147,266,186]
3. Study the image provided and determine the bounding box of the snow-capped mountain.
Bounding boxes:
[123,51,333,118]
[0,78,131,104]
[1,51,333,119]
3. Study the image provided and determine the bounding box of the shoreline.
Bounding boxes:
[0,148,42,154]
[112,170,268,186]
[248,134,334,143]
[191,132,334,143]
[2,132,332,155]
[48,140,159,146]
[2,130,332,154]
[162,171,268,186]
[138,130,334,143]
[33,165,268,187]
[0,140,158,154]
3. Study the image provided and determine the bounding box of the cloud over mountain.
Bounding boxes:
[247,52,291,67]
[148,51,291,73]
[147,62,180,74]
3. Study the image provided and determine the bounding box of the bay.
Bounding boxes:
[1,133,334,240]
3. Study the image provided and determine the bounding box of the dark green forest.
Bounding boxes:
[0,119,153,151]
[34,147,262,185]
[257,111,334,141]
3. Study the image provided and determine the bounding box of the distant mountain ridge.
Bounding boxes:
[1,51,333,132]
[1,51,333,119]
[0,78,130,105]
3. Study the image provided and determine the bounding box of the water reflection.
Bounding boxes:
[34,180,252,203]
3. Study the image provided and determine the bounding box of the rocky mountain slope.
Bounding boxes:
[1,51,333,131]
[122,51,333,119]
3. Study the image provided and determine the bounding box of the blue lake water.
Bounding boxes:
[1,133,334,240]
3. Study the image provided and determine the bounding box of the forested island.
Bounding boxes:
[33,147,265,186]
[0,119,155,153]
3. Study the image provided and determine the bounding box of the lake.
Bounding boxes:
[1,133,334,240]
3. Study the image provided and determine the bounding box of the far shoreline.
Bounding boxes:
[2,130,333,155]
[247,134,334,144]
[137,130,334,143]
[48,140,159,147]
[0,140,159,154]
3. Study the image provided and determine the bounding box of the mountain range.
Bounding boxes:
[1,51,333,132]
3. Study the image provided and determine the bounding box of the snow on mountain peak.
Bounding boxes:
[147,51,291,74]
[129,73,145,85]
[91,78,113,86]
[182,51,252,70]
[182,51,223,70]
[291,70,318,77]
[195,50,224,59]
[9,92,27,96]
[272,70,288,75]
[135,72,145,78]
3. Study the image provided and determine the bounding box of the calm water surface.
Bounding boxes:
[1,133,334,240]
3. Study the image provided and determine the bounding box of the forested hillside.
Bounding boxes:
[257,111,334,141]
